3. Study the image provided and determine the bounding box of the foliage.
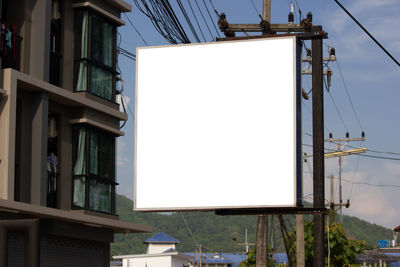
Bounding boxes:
[239,246,275,267]
[287,221,366,267]
[112,195,389,257]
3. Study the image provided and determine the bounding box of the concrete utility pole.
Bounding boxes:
[325,145,366,223]
[217,1,328,266]
[256,215,268,267]
[262,0,271,23]
[312,36,325,267]
[296,214,305,267]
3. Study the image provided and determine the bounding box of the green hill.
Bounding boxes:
[111,195,393,256]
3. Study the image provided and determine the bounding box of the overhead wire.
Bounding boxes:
[333,0,400,68]
[180,213,200,250]
[202,0,221,38]
[177,0,201,42]
[248,0,262,19]
[123,13,149,46]
[208,0,220,17]
[336,59,364,131]
[324,75,349,132]
[133,0,190,44]
[194,0,214,40]
[186,0,206,42]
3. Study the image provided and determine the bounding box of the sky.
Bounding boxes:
[115,0,400,230]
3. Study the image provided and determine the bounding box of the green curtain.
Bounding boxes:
[76,11,88,92]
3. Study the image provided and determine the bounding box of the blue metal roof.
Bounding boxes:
[143,232,180,244]
[184,253,289,267]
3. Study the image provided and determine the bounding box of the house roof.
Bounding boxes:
[395,225,400,232]
[144,232,180,244]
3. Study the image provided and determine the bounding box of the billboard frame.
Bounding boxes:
[134,35,302,212]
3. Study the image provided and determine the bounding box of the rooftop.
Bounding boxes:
[144,232,180,244]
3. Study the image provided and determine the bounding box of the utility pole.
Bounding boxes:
[312,35,325,267]
[325,143,366,224]
[199,245,202,267]
[256,215,268,267]
[239,228,255,253]
[217,1,328,266]
[262,0,271,23]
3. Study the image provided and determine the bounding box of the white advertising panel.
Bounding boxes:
[135,36,299,211]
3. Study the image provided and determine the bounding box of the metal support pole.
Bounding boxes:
[312,37,325,267]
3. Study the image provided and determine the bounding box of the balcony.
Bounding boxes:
[1,25,22,71]
[50,51,62,86]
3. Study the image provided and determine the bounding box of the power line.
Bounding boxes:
[333,0,400,68]
[202,0,221,38]
[248,0,262,19]
[336,59,364,131]
[194,0,214,40]
[325,75,349,132]
[123,13,149,46]
[187,0,206,42]
[177,0,201,42]
[180,213,200,250]
[330,175,400,189]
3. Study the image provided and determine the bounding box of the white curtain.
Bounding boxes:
[76,11,88,91]
[74,128,86,175]
[73,128,86,208]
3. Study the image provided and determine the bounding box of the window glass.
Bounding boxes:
[91,15,102,63]
[74,10,116,101]
[89,179,111,213]
[89,130,113,178]
[103,22,113,67]
[72,125,115,214]
[73,176,86,208]
[90,66,112,100]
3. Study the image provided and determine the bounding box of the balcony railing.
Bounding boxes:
[1,24,22,71]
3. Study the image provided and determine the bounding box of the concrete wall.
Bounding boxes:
[147,244,176,254]
[124,256,172,267]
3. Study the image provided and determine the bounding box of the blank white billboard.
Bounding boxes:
[135,36,299,211]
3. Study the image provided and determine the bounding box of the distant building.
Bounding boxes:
[0,0,151,266]
[113,232,193,267]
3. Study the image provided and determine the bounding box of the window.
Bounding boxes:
[74,9,117,101]
[72,125,116,214]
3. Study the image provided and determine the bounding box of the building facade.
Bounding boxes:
[113,232,193,267]
[0,0,151,266]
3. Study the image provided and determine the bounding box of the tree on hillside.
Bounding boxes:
[287,221,366,267]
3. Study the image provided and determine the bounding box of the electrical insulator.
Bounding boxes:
[345,199,350,208]
[327,68,332,87]
[330,47,336,57]
[329,132,333,139]
[361,131,365,138]
[307,12,312,22]
[288,12,294,23]
[288,3,294,23]
[346,132,349,138]
[330,47,336,61]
